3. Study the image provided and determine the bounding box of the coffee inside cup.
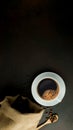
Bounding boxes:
[37,78,59,100]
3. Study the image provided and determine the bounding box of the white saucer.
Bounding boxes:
[31,72,66,106]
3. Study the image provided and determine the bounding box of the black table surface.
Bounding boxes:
[0,1,73,129]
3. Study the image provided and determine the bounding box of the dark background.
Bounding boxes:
[0,0,73,129]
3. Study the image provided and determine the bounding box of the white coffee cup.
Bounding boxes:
[31,72,66,107]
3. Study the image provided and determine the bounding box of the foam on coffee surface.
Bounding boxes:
[37,78,59,100]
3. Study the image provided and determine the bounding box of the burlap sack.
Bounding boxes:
[0,95,44,130]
